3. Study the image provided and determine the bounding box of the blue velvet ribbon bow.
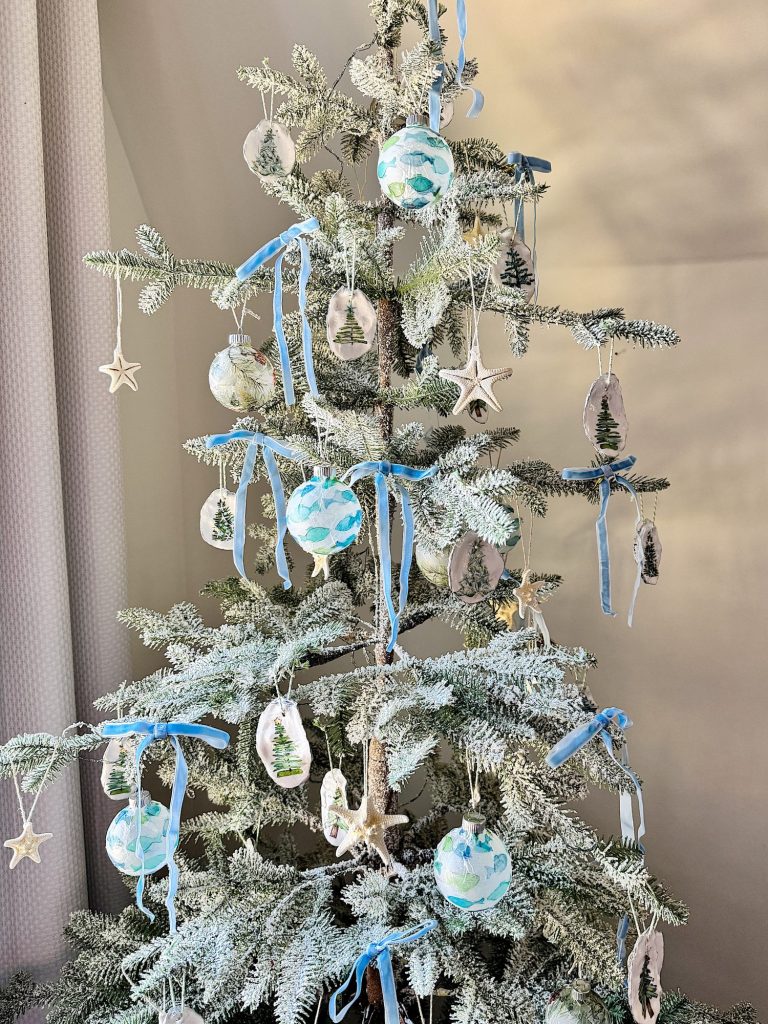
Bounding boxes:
[546,707,645,962]
[235,217,320,406]
[426,0,484,133]
[507,152,552,243]
[346,461,439,652]
[101,720,230,933]
[206,429,301,588]
[561,454,639,617]
[329,920,437,1024]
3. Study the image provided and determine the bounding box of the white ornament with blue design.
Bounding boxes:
[105,789,170,876]
[377,117,455,210]
[286,466,363,578]
[433,811,511,912]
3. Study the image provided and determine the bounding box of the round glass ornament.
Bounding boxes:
[286,466,363,578]
[208,333,276,412]
[377,117,454,210]
[544,981,611,1024]
[243,119,295,179]
[105,790,170,876]
[433,811,511,912]
[415,542,450,587]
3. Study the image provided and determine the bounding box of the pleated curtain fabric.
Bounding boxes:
[0,0,132,998]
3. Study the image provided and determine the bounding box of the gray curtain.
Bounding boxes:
[0,0,131,995]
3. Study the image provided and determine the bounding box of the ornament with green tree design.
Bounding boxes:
[243,119,295,179]
[583,372,628,455]
[327,287,376,360]
[256,697,311,788]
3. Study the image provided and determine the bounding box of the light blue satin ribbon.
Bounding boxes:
[329,920,437,1024]
[546,707,646,963]
[561,455,639,617]
[426,0,483,133]
[507,152,552,243]
[235,217,320,406]
[101,720,230,933]
[206,430,301,588]
[346,461,439,652]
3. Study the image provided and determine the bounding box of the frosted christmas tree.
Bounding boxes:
[0,4,755,1024]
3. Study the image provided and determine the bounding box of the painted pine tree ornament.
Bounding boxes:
[627,928,664,1024]
[635,519,662,585]
[415,542,451,587]
[448,531,505,604]
[208,333,276,412]
[320,768,350,847]
[255,698,311,789]
[433,811,511,912]
[286,466,363,578]
[199,488,237,549]
[326,287,377,361]
[583,373,628,456]
[100,737,135,800]
[377,116,454,210]
[544,981,611,1024]
[105,790,170,876]
[491,227,535,300]
[243,119,296,179]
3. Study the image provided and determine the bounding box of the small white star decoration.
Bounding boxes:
[99,347,142,393]
[330,794,408,866]
[439,349,513,416]
[4,821,53,869]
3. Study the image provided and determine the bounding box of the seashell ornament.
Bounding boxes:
[448,531,505,604]
[583,372,628,456]
[491,227,535,300]
[255,698,311,789]
[320,768,350,847]
[326,287,377,361]
[243,119,295,179]
[100,737,135,800]
[627,928,664,1024]
[199,488,236,549]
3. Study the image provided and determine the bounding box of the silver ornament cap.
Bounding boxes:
[313,464,335,479]
[461,810,486,835]
[228,332,252,348]
[570,980,591,1003]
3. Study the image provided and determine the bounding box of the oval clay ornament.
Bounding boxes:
[256,698,311,789]
[326,287,377,361]
[243,119,296,179]
[491,227,535,300]
[415,543,450,587]
[320,768,350,847]
[583,372,628,456]
[100,737,135,801]
[635,520,662,585]
[627,928,664,1024]
[448,531,505,604]
[200,488,236,550]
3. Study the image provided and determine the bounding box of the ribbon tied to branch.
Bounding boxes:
[346,461,439,652]
[506,152,552,243]
[426,0,484,133]
[101,720,230,933]
[206,430,301,588]
[235,217,320,406]
[561,454,641,619]
[329,920,437,1024]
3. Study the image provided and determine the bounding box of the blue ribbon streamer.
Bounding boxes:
[206,430,301,589]
[346,461,439,652]
[426,0,444,134]
[329,920,437,1024]
[456,0,484,118]
[507,152,552,243]
[561,455,639,617]
[101,720,230,932]
[546,707,646,963]
[236,217,320,406]
[425,0,483,133]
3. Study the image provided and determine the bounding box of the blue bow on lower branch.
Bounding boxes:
[235,217,320,406]
[329,921,437,1024]
[101,720,230,933]
[346,461,439,652]
[507,152,552,242]
[206,430,301,589]
[561,454,639,617]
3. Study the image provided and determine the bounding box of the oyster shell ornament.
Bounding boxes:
[243,119,295,179]
[448,531,505,604]
[255,698,311,789]
[326,287,377,361]
[583,372,628,456]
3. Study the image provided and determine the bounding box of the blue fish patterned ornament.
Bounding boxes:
[433,812,512,912]
[377,119,455,210]
[286,467,363,578]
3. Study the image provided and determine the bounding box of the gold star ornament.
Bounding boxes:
[4,821,53,869]
[439,350,513,416]
[99,347,141,393]
[330,794,408,866]
[513,570,548,617]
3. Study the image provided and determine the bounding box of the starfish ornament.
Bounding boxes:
[330,794,408,866]
[439,350,513,416]
[99,347,141,393]
[462,213,487,245]
[4,821,53,869]
[311,554,331,579]
[513,573,548,617]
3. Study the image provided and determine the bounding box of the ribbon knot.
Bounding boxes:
[506,152,552,243]
[206,430,302,588]
[329,920,437,1024]
[562,454,640,619]
[101,720,230,933]
[235,217,320,406]
[346,461,439,651]
[426,1,483,134]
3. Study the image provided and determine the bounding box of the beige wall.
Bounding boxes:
[98,0,768,1013]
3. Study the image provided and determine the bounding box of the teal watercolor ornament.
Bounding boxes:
[105,789,170,876]
[433,811,511,912]
[286,466,363,578]
[377,116,454,210]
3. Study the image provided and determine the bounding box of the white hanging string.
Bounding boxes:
[114,257,124,356]
[597,338,615,379]
[12,730,66,829]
